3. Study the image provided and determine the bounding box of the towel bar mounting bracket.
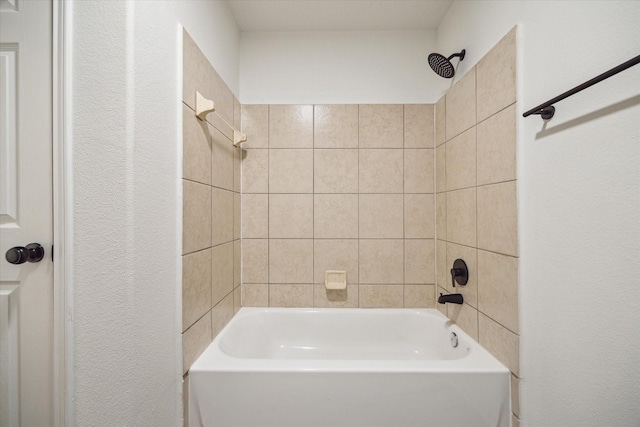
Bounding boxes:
[531,106,555,120]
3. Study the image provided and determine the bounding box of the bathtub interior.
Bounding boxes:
[218,308,470,360]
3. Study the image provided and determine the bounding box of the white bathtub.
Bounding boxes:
[189,307,511,427]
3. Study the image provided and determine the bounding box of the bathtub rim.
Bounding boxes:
[190,307,510,374]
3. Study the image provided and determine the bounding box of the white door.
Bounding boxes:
[0,0,54,426]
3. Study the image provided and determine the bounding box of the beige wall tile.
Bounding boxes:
[478,250,519,333]
[436,240,447,288]
[269,284,313,307]
[436,144,446,193]
[183,375,189,427]
[446,68,476,140]
[183,103,211,185]
[359,239,404,284]
[435,95,446,147]
[241,105,268,149]
[212,242,234,306]
[446,188,477,247]
[314,194,358,239]
[359,149,403,193]
[233,193,241,240]
[359,194,404,238]
[211,125,234,191]
[234,147,241,193]
[242,194,268,238]
[477,104,516,185]
[269,194,313,238]
[446,242,478,308]
[477,181,518,256]
[404,149,434,193]
[404,104,434,148]
[182,249,212,332]
[269,149,313,193]
[211,187,234,246]
[511,374,520,418]
[436,193,446,240]
[269,105,313,148]
[233,97,241,130]
[436,286,447,315]
[476,27,516,122]
[446,128,476,191]
[207,112,234,142]
[242,283,269,307]
[404,284,436,308]
[405,194,435,239]
[359,104,404,148]
[212,293,234,339]
[234,287,241,313]
[359,284,403,308]
[405,239,435,284]
[232,101,446,307]
[241,239,268,283]
[182,311,211,374]
[183,180,211,254]
[447,303,478,341]
[314,284,359,308]
[479,313,519,376]
[314,149,358,193]
[269,239,314,283]
[314,239,359,283]
[182,30,211,110]
[233,240,241,287]
[241,149,268,194]
[211,68,234,124]
[234,285,241,314]
[314,104,359,148]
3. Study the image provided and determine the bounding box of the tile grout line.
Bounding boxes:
[474,66,480,342]
[312,104,315,308]
[267,105,270,307]
[357,104,360,308]
[402,104,406,307]
[435,132,440,287]
[209,147,215,318]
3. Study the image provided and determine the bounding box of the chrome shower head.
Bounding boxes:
[428,49,466,79]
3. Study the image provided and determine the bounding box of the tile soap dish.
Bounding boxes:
[325,270,347,290]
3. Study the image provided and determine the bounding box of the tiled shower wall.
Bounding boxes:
[240,104,436,308]
[181,25,519,424]
[181,30,242,423]
[434,28,520,422]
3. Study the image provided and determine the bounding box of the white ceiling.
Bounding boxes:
[226,0,454,32]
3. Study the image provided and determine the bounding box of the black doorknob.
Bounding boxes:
[5,243,45,265]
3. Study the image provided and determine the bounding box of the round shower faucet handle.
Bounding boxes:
[450,258,469,287]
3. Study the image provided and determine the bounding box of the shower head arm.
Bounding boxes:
[447,49,466,61]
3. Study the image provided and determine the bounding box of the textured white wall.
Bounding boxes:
[69,0,238,424]
[240,30,443,104]
[438,2,640,426]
